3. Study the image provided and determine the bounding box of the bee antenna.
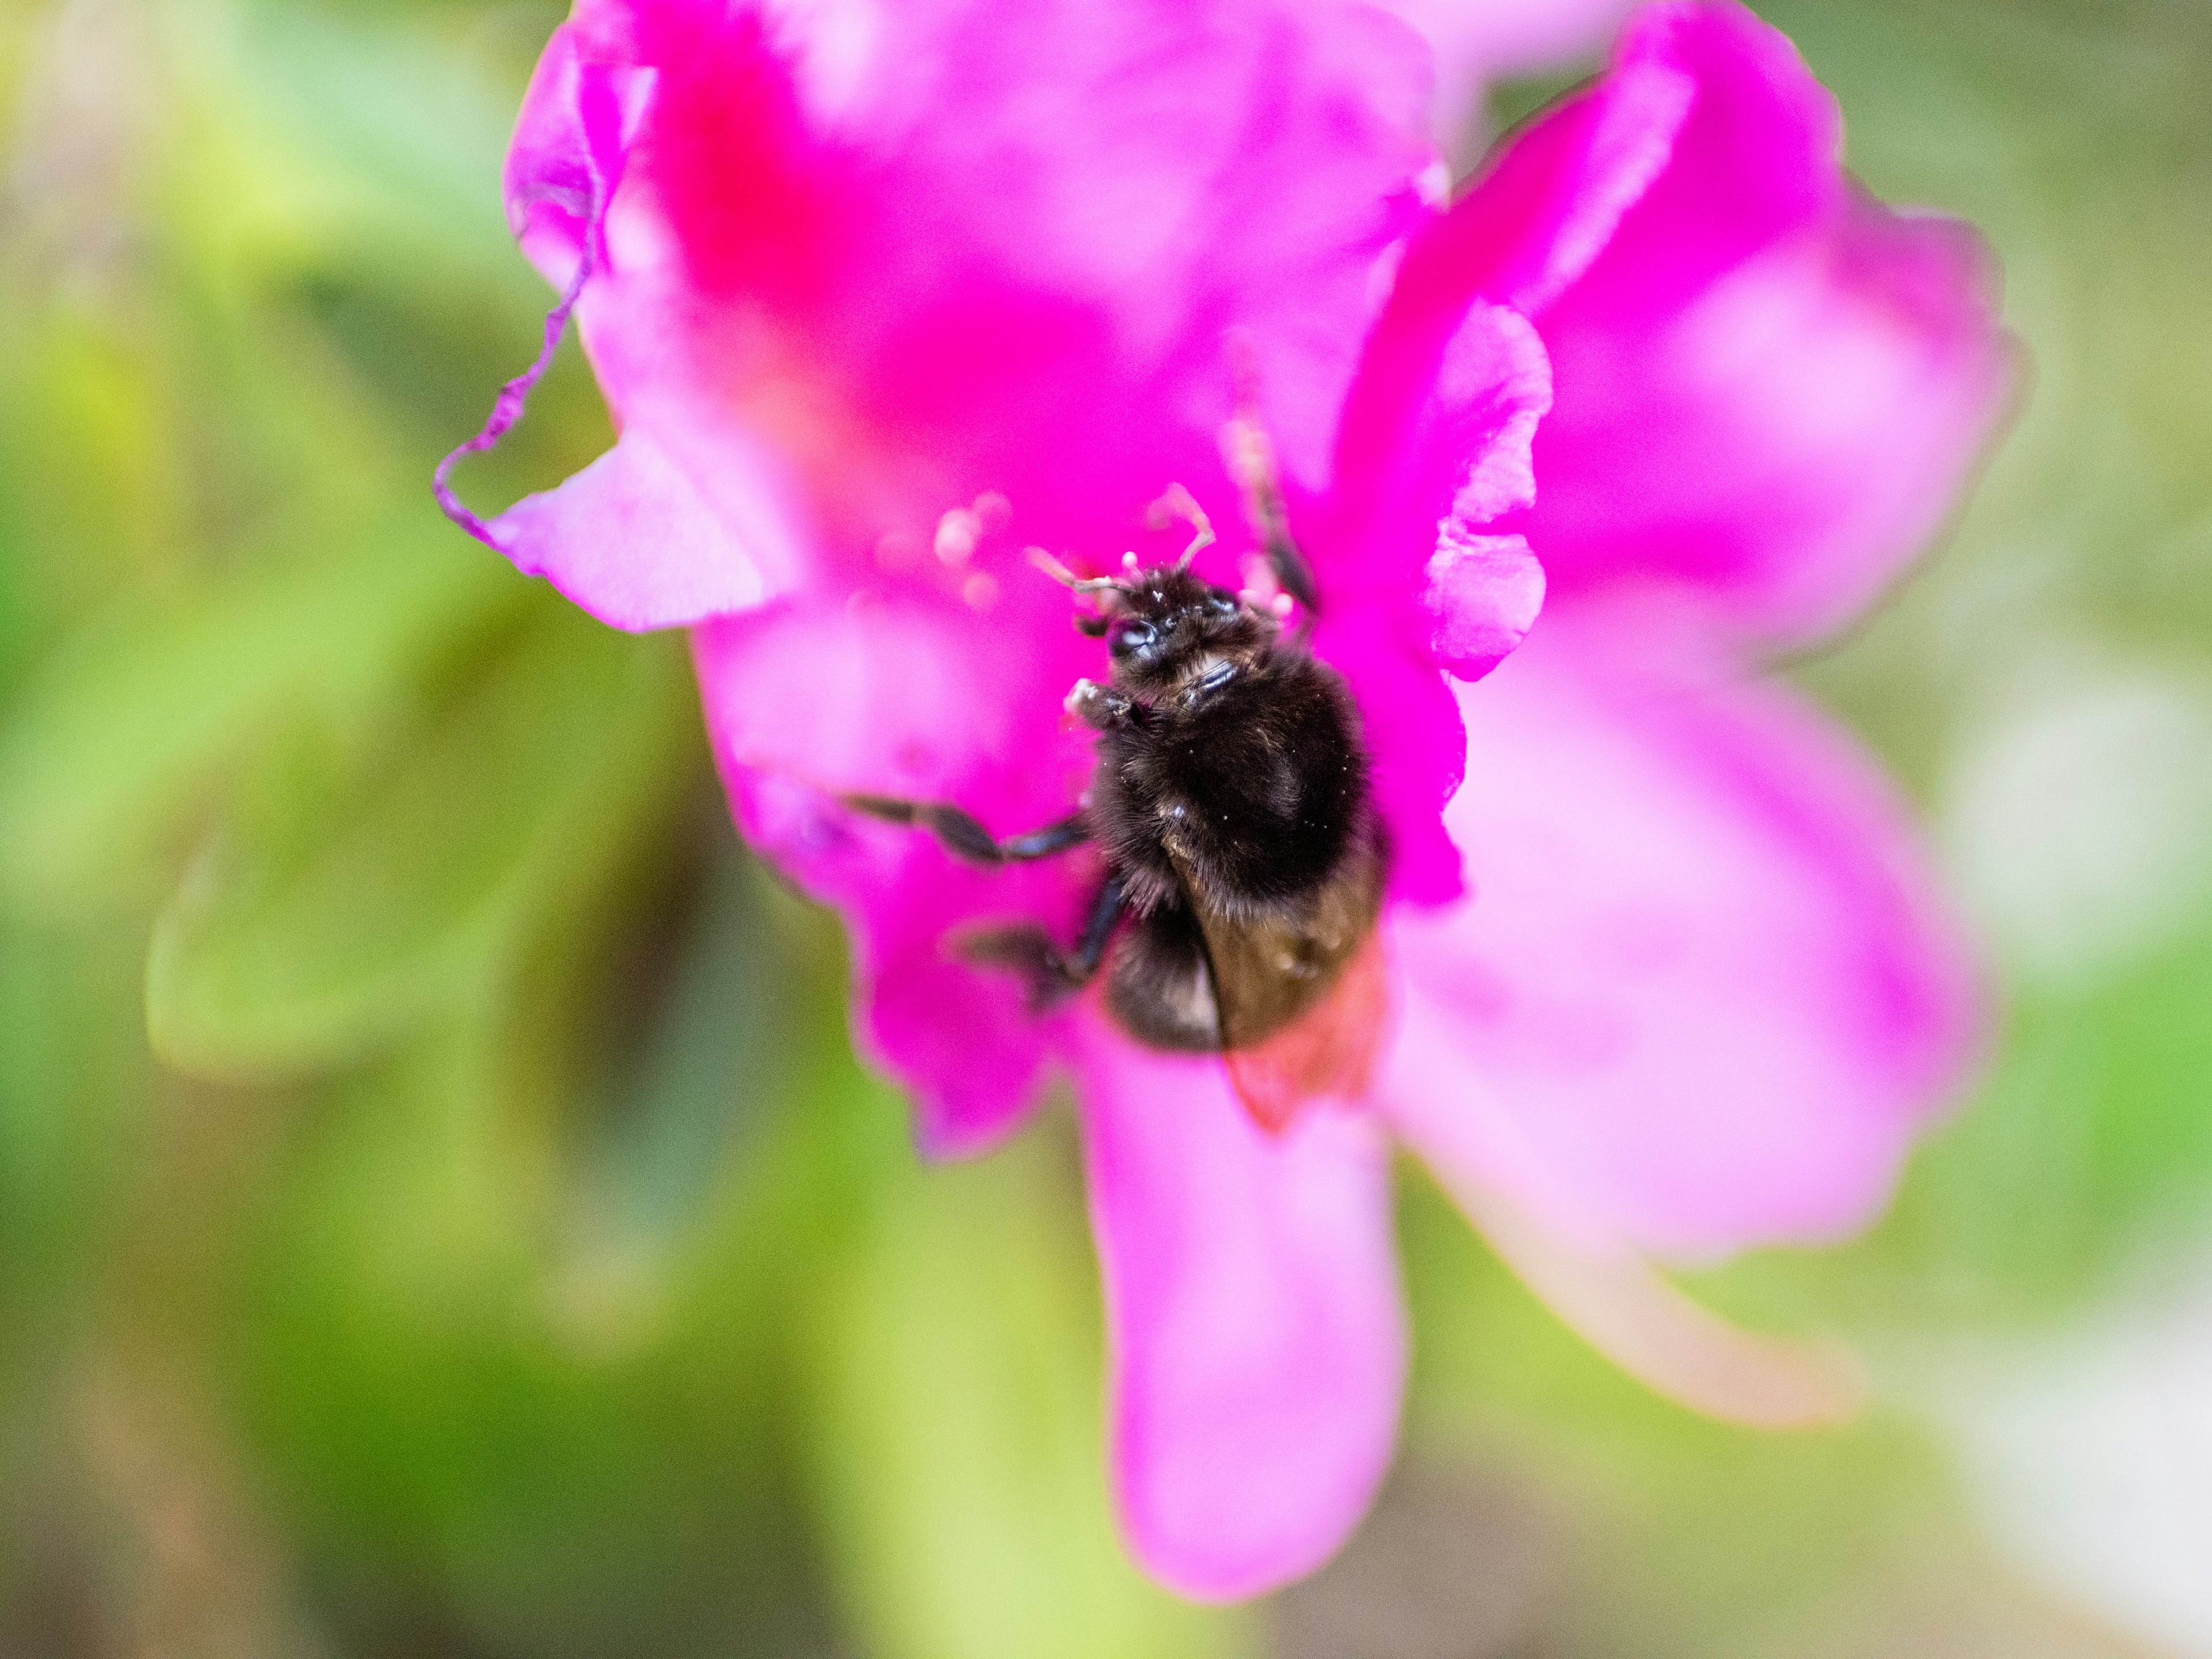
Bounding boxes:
[1026,546,1083,587]
[1149,482,1215,571]
[1028,545,1126,599]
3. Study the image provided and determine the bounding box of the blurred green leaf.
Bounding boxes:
[236,1021,814,1657]
[161,0,550,297]
[1395,1166,1956,1659]
[0,918,147,1342]
[0,510,520,912]
[1819,931,2212,1323]
[229,870,886,1657]
[806,1120,1245,1659]
[143,599,691,1077]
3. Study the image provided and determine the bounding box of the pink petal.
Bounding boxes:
[504,22,657,292]
[1377,604,1982,1262]
[692,592,1099,1156]
[1400,41,1694,320]
[1417,0,2014,646]
[1077,1029,1406,1601]
[1527,198,2015,647]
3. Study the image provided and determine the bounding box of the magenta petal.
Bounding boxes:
[1377,606,1981,1260]
[1444,0,2014,645]
[692,595,1097,1156]
[741,760,1060,1157]
[1316,604,1468,906]
[1533,1,1841,309]
[1329,298,1551,607]
[434,31,656,552]
[503,24,657,292]
[1316,298,1551,897]
[534,0,1438,581]
[1389,47,1692,328]
[1076,1031,1405,1601]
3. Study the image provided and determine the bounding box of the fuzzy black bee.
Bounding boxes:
[846,490,1387,1120]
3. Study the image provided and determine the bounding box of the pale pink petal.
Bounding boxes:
[491,429,801,631]
[1378,604,1980,1261]
[1408,0,1634,80]
[1411,1119,1864,1426]
[434,32,656,555]
[1077,1031,1406,1601]
[1424,533,1544,680]
[1528,196,2014,646]
[1377,0,1636,147]
[504,22,657,291]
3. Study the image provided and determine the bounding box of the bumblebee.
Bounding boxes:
[847,491,1385,1122]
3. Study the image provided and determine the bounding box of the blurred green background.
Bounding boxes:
[1,1,2208,1654]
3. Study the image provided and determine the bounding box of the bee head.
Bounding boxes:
[1087,566,1275,694]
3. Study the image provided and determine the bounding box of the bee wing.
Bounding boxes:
[1224,929,1389,1133]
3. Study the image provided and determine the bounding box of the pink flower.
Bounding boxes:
[444,0,2010,1603]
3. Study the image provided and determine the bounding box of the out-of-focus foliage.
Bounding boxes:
[0,0,2205,1655]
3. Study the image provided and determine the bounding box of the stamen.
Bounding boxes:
[1148,482,1215,570]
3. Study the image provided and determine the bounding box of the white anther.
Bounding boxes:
[934,507,981,563]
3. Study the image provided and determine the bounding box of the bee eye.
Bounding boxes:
[1205,593,1239,620]
[1110,620,1158,658]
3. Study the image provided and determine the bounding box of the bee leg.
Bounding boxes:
[962,872,1127,1010]
[1103,894,1221,1052]
[842,797,1089,866]
[1066,679,1153,732]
